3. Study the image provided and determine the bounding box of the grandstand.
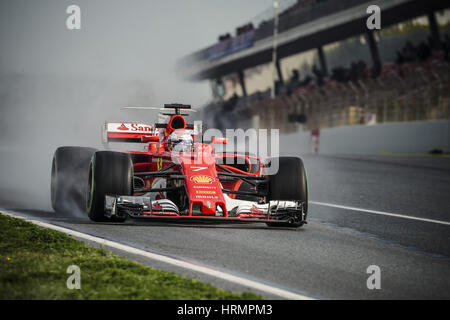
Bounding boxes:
[178,0,450,133]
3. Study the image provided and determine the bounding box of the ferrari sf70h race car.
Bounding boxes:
[51,104,308,228]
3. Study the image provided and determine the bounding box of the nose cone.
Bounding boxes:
[181,155,226,216]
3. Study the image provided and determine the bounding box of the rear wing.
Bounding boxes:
[102,122,158,143]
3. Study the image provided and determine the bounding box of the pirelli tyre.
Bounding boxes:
[51,146,97,214]
[86,151,133,222]
[266,156,308,228]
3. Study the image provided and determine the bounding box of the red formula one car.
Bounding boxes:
[51,104,308,228]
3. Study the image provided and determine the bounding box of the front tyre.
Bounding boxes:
[266,156,308,228]
[87,151,133,222]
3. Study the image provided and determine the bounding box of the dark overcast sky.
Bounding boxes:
[0,0,275,106]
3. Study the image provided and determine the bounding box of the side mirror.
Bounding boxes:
[141,135,160,143]
[211,137,228,145]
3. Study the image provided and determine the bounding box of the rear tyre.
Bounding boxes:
[266,156,308,228]
[87,151,133,222]
[51,146,97,214]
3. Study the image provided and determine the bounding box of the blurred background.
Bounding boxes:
[179,0,450,155]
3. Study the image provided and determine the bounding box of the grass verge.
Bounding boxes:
[0,213,261,300]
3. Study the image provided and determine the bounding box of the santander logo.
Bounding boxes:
[250,205,264,214]
[117,123,129,131]
[115,123,153,132]
[130,123,153,132]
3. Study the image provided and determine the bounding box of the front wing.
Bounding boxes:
[105,194,306,226]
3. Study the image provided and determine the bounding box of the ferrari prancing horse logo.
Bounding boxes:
[191,175,214,184]
[157,157,163,171]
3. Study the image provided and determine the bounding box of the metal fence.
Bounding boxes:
[237,58,450,134]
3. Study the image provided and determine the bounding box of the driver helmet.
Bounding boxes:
[167,130,193,153]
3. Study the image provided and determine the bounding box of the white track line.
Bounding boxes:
[0,210,314,300]
[310,201,450,226]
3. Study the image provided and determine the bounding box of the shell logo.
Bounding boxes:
[191,175,214,184]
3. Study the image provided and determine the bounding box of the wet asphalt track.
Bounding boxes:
[2,154,450,299]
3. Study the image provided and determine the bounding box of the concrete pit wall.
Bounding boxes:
[279,120,450,155]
